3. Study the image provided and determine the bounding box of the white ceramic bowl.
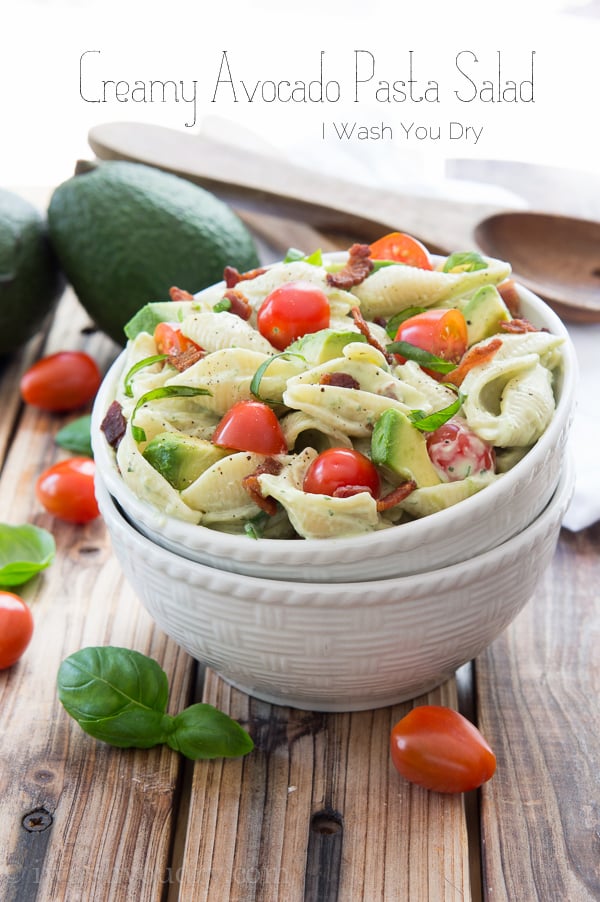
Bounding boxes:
[91,282,576,582]
[95,456,574,711]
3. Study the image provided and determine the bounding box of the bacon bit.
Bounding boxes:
[444,338,502,387]
[220,288,252,321]
[326,243,373,289]
[169,286,195,301]
[242,458,283,516]
[224,265,267,289]
[100,400,127,450]
[497,279,522,317]
[350,306,394,363]
[319,372,360,390]
[168,346,204,372]
[500,317,542,334]
[332,484,375,499]
[376,480,417,512]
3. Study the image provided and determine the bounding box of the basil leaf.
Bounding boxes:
[57,647,170,748]
[123,354,169,398]
[55,415,93,457]
[443,252,488,274]
[386,340,457,374]
[131,386,211,443]
[250,352,305,403]
[0,523,56,586]
[167,703,254,760]
[212,297,232,313]
[385,307,427,339]
[409,392,466,432]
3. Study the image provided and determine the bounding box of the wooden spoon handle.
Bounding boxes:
[88,121,506,254]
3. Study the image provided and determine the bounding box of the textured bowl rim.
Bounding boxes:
[92,268,577,564]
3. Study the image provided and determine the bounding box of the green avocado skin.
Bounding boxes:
[0,189,65,356]
[47,161,260,345]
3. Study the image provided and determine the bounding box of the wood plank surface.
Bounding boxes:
[476,524,600,902]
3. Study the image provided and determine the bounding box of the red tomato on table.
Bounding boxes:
[394,309,468,367]
[257,281,330,351]
[36,457,99,523]
[20,351,101,412]
[0,592,34,670]
[212,401,287,455]
[369,232,433,270]
[390,705,496,793]
[303,448,380,499]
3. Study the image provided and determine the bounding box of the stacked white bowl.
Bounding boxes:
[92,283,577,711]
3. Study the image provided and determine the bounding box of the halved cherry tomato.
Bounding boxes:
[257,281,330,351]
[426,417,495,482]
[369,232,433,270]
[394,308,468,366]
[154,323,202,356]
[303,448,380,499]
[212,401,287,455]
[0,591,34,670]
[36,457,99,523]
[390,705,496,793]
[20,351,101,412]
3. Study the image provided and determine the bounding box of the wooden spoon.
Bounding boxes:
[476,212,600,323]
[88,121,600,321]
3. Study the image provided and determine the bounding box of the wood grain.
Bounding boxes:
[476,524,600,902]
[177,678,471,901]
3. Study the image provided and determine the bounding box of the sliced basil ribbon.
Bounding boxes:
[131,386,211,443]
[123,354,170,398]
[386,340,457,374]
[250,352,306,404]
[409,392,466,432]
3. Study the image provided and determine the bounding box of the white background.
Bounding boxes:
[2,0,600,190]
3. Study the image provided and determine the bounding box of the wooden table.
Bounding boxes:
[0,182,599,902]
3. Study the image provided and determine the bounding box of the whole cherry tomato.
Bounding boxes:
[394,308,468,367]
[390,705,496,793]
[0,591,34,670]
[20,351,101,412]
[154,323,202,356]
[212,401,287,455]
[303,448,380,499]
[426,417,495,482]
[369,232,433,270]
[36,457,99,523]
[257,281,330,351]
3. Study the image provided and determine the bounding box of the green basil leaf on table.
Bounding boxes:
[57,646,254,760]
[0,523,56,586]
[55,415,94,457]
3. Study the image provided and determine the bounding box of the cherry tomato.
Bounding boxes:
[154,323,202,356]
[426,417,495,482]
[394,308,468,367]
[20,351,101,412]
[369,232,433,270]
[36,457,99,523]
[0,592,34,670]
[212,401,287,455]
[303,448,380,499]
[257,281,330,351]
[390,705,496,793]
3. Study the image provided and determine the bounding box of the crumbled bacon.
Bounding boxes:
[326,244,373,289]
[332,485,375,499]
[220,288,252,321]
[497,279,521,317]
[500,317,543,334]
[224,265,267,289]
[350,306,394,363]
[242,458,283,516]
[444,338,502,387]
[319,372,360,390]
[168,346,204,372]
[376,480,417,512]
[100,400,127,449]
[169,286,195,301]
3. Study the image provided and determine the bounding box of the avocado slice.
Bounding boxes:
[142,432,229,490]
[371,408,441,488]
[124,301,193,340]
[462,285,511,345]
[287,329,366,365]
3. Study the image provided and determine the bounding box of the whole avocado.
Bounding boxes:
[0,189,64,356]
[47,161,260,344]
